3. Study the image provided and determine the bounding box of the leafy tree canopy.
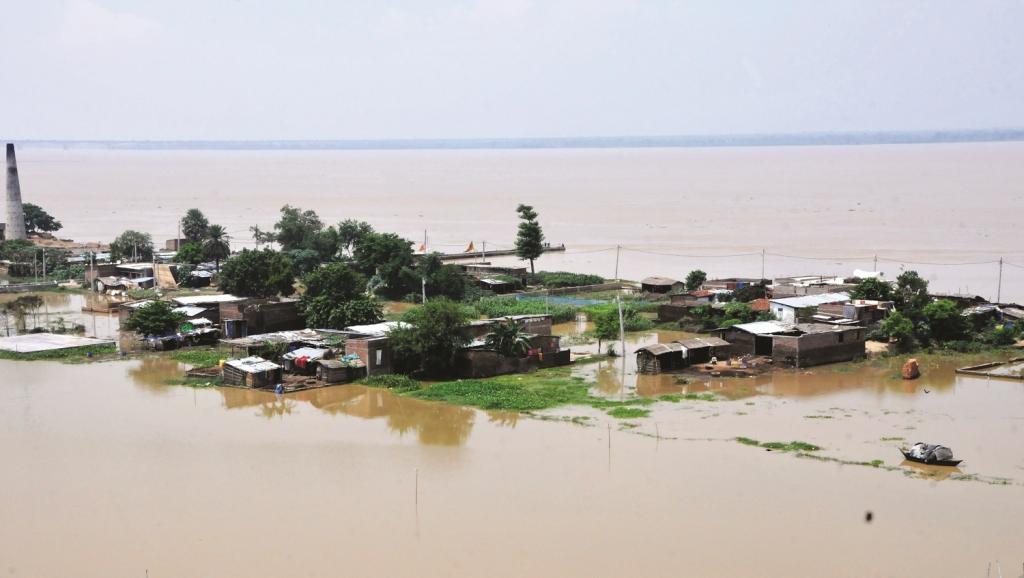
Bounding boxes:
[273,205,324,252]
[218,248,295,298]
[23,203,62,234]
[337,219,375,256]
[388,298,474,376]
[110,230,154,262]
[850,277,895,301]
[684,270,707,291]
[352,232,415,297]
[922,299,968,342]
[175,242,205,265]
[180,208,210,243]
[484,317,533,357]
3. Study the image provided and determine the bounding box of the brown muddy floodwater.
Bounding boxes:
[15,142,1024,302]
[2,342,1024,577]
[0,291,120,339]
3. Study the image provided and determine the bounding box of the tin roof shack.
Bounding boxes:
[343,322,406,377]
[701,278,765,291]
[669,290,716,306]
[222,357,282,388]
[816,299,893,325]
[769,292,850,324]
[771,324,866,368]
[219,298,302,335]
[772,276,857,298]
[116,263,154,279]
[477,278,519,294]
[220,328,329,357]
[460,263,528,282]
[95,276,128,294]
[635,337,731,374]
[715,321,800,356]
[455,333,569,378]
[641,277,685,294]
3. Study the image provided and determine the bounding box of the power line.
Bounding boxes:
[622,247,760,259]
[766,252,871,261]
[876,257,1000,267]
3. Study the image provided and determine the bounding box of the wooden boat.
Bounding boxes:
[899,449,962,467]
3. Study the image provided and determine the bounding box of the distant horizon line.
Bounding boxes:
[8,128,1024,151]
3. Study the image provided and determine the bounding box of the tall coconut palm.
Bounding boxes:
[203,224,231,273]
[484,317,533,357]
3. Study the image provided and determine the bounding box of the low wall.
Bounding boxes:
[0,281,59,293]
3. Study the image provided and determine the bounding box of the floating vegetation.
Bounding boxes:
[735,437,821,452]
[607,407,651,419]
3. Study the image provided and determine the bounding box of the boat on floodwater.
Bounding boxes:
[899,447,963,467]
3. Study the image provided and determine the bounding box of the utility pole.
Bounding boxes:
[41,250,46,281]
[760,248,765,281]
[997,258,1003,304]
[614,245,621,281]
[421,277,427,304]
[616,296,625,357]
[422,230,428,303]
[481,240,486,263]
[90,252,95,292]
[873,254,878,272]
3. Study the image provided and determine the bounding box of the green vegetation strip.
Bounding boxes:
[359,374,421,393]
[606,407,650,419]
[0,343,116,361]
[169,348,226,367]
[735,437,821,452]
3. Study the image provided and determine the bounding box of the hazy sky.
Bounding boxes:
[2,0,1022,140]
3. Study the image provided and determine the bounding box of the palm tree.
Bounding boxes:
[203,224,231,273]
[484,317,533,357]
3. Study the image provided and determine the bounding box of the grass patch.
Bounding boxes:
[587,397,657,409]
[170,376,222,388]
[0,343,116,361]
[735,437,821,452]
[607,407,651,419]
[408,367,591,411]
[359,374,421,393]
[572,353,611,365]
[169,348,225,368]
[659,392,718,403]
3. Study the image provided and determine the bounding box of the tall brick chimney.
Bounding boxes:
[5,143,27,240]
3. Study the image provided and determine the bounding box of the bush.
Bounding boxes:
[388,298,475,376]
[218,248,296,298]
[526,271,604,288]
[124,301,184,337]
[474,297,578,323]
[360,374,420,392]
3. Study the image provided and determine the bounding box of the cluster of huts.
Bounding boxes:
[639,273,896,373]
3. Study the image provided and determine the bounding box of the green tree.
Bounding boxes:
[388,298,473,376]
[203,224,231,272]
[484,317,533,357]
[22,203,62,234]
[352,232,416,297]
[685,269,707,291]
[723,301,757,324]
[180,208,210,243]
[273,205,324,252]
[880,311,916,351]
[249,225,275,248]
[850,277,895,301]
[922,299,968,342]
[337,219,374,256]
[0,239,36,262]
[298,262,382,330]
[109,230,154,262]
[218,248,295,298]
[420,253,467,300]
[123,301,185,337]
[896,271,930,310]
[514,204,545,274]
[175,242,204,265]
[285,249,322,277]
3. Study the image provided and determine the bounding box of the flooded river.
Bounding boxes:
[2,343,1023,577]
[15,142,1024,302]
[0,291,120,339]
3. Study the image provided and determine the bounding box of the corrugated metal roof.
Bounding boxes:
[282,347,328,360]
[675,337,731,349]
[225,356,280,373]
[345,321,408,336]
[641,276,680,286]
[636,342,685,355]
[173,294,244,305]
[770,292,850,309]
[172,305,207,317]
[728,321,798,335]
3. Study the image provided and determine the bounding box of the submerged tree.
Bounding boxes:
[180,209,210,243]
[514,204,545,274]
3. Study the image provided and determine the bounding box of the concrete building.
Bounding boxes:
[5,143,27,241]
[769,292,850,324]
[715,321,865,367]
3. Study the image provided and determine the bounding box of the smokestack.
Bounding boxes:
[5,143,27,240]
